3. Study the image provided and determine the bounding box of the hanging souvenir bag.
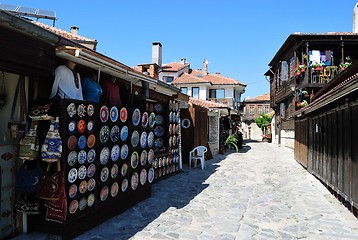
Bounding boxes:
[36,161,64,201]
[15,195,42,215]
[15,160,43,194]
[41,117,62,162]
[44,184,67,223]
[19,121,39,161]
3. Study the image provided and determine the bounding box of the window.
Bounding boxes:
[280,103,285,118]
[166,76,174,83]
[209,89,225,99]
[192,87,199,98]
[281,61,288,81]
[264,105,269,113]
[249,106,254,115]
[180,87,188,95]
[258,106,262,114]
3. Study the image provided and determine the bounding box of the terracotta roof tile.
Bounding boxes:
[162,62,190,72]
[172,72,210,84]
[189,97,227,109]
[32,21,96,42]
[244,93,270,102]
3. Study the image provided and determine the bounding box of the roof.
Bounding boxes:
[189,97,227,109]
[173,69,246,86]
[32,21,97,42]
[244,93,270,103]
[162,62,190,72]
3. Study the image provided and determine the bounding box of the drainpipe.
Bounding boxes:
[218,109,221,153]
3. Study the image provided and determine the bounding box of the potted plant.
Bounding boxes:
[294,64,307,76]
[310,61,324,71]
[339,56,352,71]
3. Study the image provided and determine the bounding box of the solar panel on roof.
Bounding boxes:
[38,9,56,18]
[0,3,18,11]
[17,6,37,15]
[0,3,56,20]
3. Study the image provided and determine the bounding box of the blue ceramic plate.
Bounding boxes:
[148,167,154,183]
[78,135,87,150]
[131,151,139,169]
[142,112,148,128]
[78,150,87,164]
[87,149,96,163]
[120,126,128,141]
[148,149,154,164]
[121,144,129,160]
[110,106,118,122]
[100,147,110,165]
[100,105,109,123]
[110,125,120,142]
[140,150,147,166]
[99,125,110,143]
[147,131,154,148]
[154,126,164,137]
[149,112,156,128]
[140,131,147,149]
[87,164,96,178]
[132,108,141,126]
[131,130,139,147]
[154,103,164,113]
[155,115,164,125]
[111,144,120,162]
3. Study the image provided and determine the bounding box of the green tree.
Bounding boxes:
[254,113,273,130]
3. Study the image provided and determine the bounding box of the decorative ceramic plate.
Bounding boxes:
[155,138,164,148]
[169,124,173,135]
[69,184,77,198]
[100,147,110,165]
[100,105,109,123]
[77,119,86,134]
[78,165,87,180]
[131,130,139,147]
[79,180,87,194]
[87,120,94,133]
[68,121,76,134]
[169,111,173,123]
[121,144,129,160]
[87,104,94,117]
[111,144,120,162]
[155,115,164,125]
[154,126,164,137]
[110,125,120,142]
[120,125,128,141]
[132,108,141,126]
[154,158,158,168]
[78,150,87,164]
[172,135,176,147]
[159,157,163,168]
[166,156,170,166]
[67,103,76,117]
[111,164,119,179]
[87,149,96,163]
[131,172,139,190]
[77,104,86,118]
[162,167,166,176]
[148,149,154,164]
[154,103,164,113]
[100,167,109,182]
[147,131,154,148]
[168,136,172,147]
[69,200,78,214]
[120,107,127,122]
[100,186,109,201]
[111,182,119,198]
[140,150,147,166]
[149,112,156,128]
[68,168,78,183]
[87,178,95,191]
[99,125,110,143]
[140,169,147,185]
[176,112,180,123]
[87,163,96,178]
[140,131,147,148]
[110,106,118,122]
[159,168,162,177]
[67,151,77,166]
[148,167,155,183]
[121,179,128,192]
[87,134,96,149]
[67,135,77,151]
[130,151,139,169]
[176,124,180,134]
[79,197,87,211]
[78,135,87,150]
[142,112,148,128]
[162,156,166,166]
[121,163,128,176]
[87,193,95,207]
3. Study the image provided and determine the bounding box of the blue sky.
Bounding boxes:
[4,0,358,99]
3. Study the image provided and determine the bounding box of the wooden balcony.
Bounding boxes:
[275,79,295,103]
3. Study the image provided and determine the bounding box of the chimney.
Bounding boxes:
[203,59,208,74]
[216,72,221,75]
[354,2,358,33]
[152,42,162,67]
[70,26,79,35]
[180,58,186,64]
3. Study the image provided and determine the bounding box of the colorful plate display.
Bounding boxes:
[87,104,94,117]
[140,168,147,185]
[130,151,139,169]
[79,180,87,194]
[87,193,95,207]
[132,108,141,126]
[78,150,87,164]
[111,182,119,197]
[154,103,164,113]
[67,103,76,117]
[100,167,109,182]
[121,163,128,176]
[120,107,127,122]
[120,125,128,141]
[87,149,96,163]
[99,125,110,143]
[78,165,87,180]
[121,144,129,160]
[131,172,139,190]
[68,168,78,183]
[100,147,110,165]
[77,119,86,134]
[100,186,109,201]
[155,115,164,125]
[154,126,164,137]
[131,130,139,147]
[110,106,118,122]
[111,164,119,179]
[142,112,148,128]
[87,120,94,133]
[69,200,78,214]
[121,179,128,192]
[140,150,147,166]
[140,131,147,148]
[79,197,87,211]
[155,138,164,148]
[100,105,109,122]
[149,112,156,128]
[78,135,87,150]
[111,144,120,162]
[67,135,77,150]
[67,151,77,166]
[148,149,154,164]
[110,125,120,142]
[87,178,96,191]
[148,167,154,183]
[69,184,77,198]
[87,164,96,178]
[77,104,86,118]
[68,121,76,134]
[147,131,154,148]
[87,134,96,148]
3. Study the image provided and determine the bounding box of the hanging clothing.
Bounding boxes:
[82,76,103,103]
[50,65,83,100]
[100,79,121,106]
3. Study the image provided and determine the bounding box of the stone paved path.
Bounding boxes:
[13,141,358,239]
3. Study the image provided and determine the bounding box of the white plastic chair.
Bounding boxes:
[189,146,208,170]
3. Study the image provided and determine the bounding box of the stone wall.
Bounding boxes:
[281,129,294,149]
[208,114,219,155]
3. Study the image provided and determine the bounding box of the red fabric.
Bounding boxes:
[101,79,121,106]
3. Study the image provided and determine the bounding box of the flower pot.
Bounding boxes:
[313,67,323,71]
